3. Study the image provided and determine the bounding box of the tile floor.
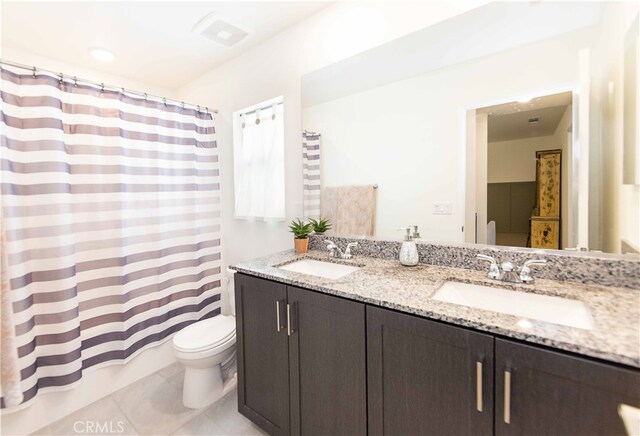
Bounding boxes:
[32,363,267,436]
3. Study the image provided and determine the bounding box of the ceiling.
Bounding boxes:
[484,92,572,142]
[1,1,329,90]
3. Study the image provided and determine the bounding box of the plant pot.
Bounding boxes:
[294,238,309,254]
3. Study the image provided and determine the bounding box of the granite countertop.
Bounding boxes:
[231,250,640,368]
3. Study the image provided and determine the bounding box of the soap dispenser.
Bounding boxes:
[412,225,421,241]
[399,227,419,266]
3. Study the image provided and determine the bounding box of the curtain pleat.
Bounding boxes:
[1,208,24,407]
[0,66,221,408]
[302,131,321,220]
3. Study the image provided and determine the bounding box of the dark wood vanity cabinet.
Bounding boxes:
[235,274,290,435]
[235,274,367,436]
[495,339,640,436]
[236,274,639,436]
[367,306,494,436]
[287,285,367,435]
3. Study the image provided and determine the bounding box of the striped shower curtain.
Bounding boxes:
[302,131,321,219]
[0,66,221,407]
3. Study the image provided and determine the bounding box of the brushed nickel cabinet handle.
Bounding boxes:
[504,370,512,424]
[276,300,281,332]
[287,303,292,336]
[476,361,483,412]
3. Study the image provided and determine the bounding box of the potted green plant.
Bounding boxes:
[309,217,332,235]
[289,219,313,254]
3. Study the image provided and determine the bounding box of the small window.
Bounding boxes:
[233,97,285,220]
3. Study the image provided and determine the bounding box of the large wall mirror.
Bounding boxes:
[301,1,640,256]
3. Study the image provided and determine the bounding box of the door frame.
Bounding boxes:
[462,84,581,250]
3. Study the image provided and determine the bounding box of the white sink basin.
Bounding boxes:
[433,281,594,330]
[278,259,360,280]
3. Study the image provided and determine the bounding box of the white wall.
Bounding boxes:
[303,79,464,241]
[589,2,640,253]
[488,135,557,183]
[475,112,489,244]
[0,48,181,435]
[174,1,491,266]
[302,29,593,243]
[1,47,176,98]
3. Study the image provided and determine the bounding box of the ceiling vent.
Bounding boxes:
[193,13,249,47]
[528,117,540,124]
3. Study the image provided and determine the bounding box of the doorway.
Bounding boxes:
[477,91,572,248]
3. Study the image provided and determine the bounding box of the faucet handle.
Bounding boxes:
[477,254,496,263]
[520,259,547,283]
[523,259,547,268]
[344,242,358,256]
[477,254,500,279]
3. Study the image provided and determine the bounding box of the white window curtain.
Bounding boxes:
[233,101,285,220]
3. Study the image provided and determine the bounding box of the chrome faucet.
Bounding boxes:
[476,255,546,284]
[499,262,520,283]
[325,240,358,259]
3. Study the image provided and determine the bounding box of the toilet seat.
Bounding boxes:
[173,315,236,353]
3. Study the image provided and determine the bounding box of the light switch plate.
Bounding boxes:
[433,202,452,215]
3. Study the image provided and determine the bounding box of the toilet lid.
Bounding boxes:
[173,315,235,352]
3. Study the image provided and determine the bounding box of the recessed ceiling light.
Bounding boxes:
[89,47,116,62]
[216,30,233,40]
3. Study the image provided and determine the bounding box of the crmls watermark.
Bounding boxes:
[73,420,125,434]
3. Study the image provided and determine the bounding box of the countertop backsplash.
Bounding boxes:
[309,235,640,289]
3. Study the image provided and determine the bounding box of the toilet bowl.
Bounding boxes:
[172,269,237,409]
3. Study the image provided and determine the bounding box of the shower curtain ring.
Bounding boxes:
[144,93,148,101]
[163,97,167,107]
[32,66,36,77]
[100,83,105,93]
[181,102,185,111]
[197,105,201,113]
[73,76,78,87]
[58,73,64,84]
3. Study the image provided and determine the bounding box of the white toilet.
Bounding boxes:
[172,269,237,409]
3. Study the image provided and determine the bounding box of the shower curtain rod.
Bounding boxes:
[240,101,283,117]
[0,59,218,114]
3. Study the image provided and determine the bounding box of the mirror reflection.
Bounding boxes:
[480,92,572,250]
[301,1,639,255]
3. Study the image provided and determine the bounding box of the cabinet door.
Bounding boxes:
[235,274,289,435]
[367,306,494,436]
[495,339,640,436]
[287,286,367,436]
